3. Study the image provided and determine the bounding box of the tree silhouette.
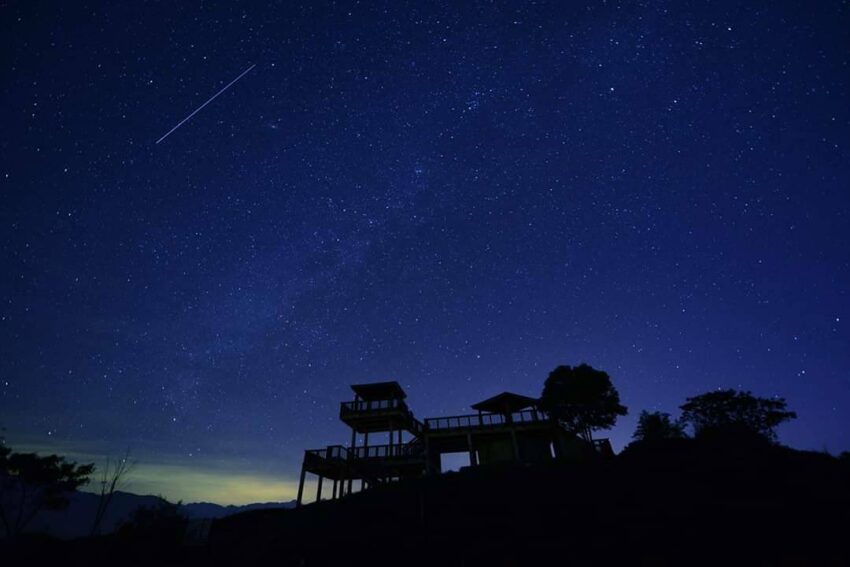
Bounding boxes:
[0,445,93,538]
[118,496,188,547]
[632,410,686,442]
[90,449,135,536]
[679,389,797,441]
[539,364,627,441]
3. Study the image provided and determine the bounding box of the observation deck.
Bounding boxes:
[296,383,614,506]
[339,381,423,435]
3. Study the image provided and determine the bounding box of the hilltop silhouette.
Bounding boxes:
[3,366,849,566]
[207,438,850,566]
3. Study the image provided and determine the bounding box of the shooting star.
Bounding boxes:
[155,63,257,145]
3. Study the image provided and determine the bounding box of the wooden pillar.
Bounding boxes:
[423,435,430,472]
[316,475,324,502]
[296,466,307,507]
[348,427,357,501]
[347,477,353,494]
[349,394,360,456]
[510,428,520,461]
[467,433,478,466]
[424,430,438,475]
[332,479,338,500]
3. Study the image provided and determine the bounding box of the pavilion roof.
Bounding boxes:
[471,392,539,414]
[350,381,407,401]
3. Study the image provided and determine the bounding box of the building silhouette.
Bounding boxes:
[296,381,613,505]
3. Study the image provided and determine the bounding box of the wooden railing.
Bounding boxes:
[424,409,549,431]
[306,445,349,461]
[339,399,424,435]
[340,398,408,413]
[349,443,422,459]
[306,443,423,462]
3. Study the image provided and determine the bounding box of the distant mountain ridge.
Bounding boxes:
[26,490,294,540]
[181,499,295,520]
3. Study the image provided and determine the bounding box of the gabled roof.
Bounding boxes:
[471,392,539,414]
[350,381,406,401]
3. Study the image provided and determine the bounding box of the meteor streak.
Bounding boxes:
[155,63,256,145]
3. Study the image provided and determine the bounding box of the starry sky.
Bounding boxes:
[1,1,848,504]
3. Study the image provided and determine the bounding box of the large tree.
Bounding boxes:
[632,410,687,442]
[539,364,627,441]
[679,389,796,441]
[0,445,94,539]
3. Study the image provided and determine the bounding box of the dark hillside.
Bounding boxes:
[211,439,850,566]
[5,439,848,566]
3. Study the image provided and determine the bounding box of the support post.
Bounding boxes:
[424,435,433,474]
[467,433,478,466]
[332,479,338,500]
[296,465,306,507]
[316,475,324,502]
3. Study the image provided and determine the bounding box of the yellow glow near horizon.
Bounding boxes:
[113,462,299,506]
[8,440,300,506]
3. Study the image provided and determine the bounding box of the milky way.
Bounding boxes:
[1,1,848,503]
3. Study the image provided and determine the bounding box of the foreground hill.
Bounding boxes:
[212,438,850,566]
[7,437,850,566]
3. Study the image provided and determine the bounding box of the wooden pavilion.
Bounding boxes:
[296,381,612,506]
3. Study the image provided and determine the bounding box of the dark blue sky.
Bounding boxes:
[2,1,848,503]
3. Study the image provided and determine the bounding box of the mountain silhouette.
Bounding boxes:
[24,490,294,539]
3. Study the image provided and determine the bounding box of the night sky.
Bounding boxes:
[2,1,848,504]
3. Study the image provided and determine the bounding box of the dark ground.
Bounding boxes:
[5,437,850,566]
